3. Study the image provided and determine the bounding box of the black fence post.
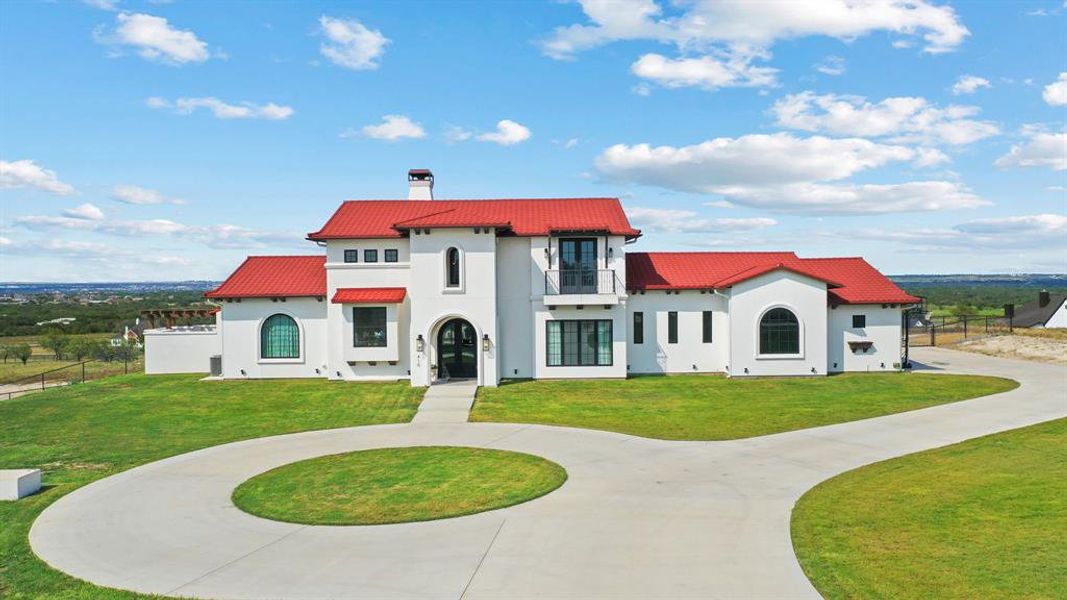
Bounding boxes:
[82,362,86,383]
[963,317,968,339]
[931,326,936,346]
[41,372,45,391]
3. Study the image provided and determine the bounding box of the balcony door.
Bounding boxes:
[560,238,598,294]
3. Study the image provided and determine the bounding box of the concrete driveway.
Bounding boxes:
[29,348,1067,599]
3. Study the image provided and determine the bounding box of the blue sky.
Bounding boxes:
[1,0,1065,282]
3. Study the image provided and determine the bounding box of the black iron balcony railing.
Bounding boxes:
[545,269,617,295]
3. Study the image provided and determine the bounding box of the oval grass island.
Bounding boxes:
[232,446,567,526]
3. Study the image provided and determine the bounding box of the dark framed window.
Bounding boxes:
[353,307,387,347]
[852,314,866,328]
[261,314,299,358]
[633,312,644,344]
[384,249,398,263]
[343,249,358,263]
[446,247,460,287]
[702,311,713,343]
[546,320,612,366]
[363,249,378,263]
[760,307,800,355]
[559,238,598,293]
[667,311,678,344]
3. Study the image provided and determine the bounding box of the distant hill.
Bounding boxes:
[889,274,1067,288]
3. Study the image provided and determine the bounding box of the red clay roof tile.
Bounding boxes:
[331,287,407,304]
[205,256,326,299]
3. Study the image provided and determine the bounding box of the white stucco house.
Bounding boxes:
[146,169,920,385]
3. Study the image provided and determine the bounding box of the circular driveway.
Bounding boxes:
[30,348,1067,599]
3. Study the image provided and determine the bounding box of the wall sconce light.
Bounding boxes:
[482,334,490,351]
[415,334,425,352]
[811,367,817,374]
[743,367,749,374]
[608,247,614,257]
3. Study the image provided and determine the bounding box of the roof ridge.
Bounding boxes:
[390,207,459,226]
[341,197,621,203]
[244,254,325,259]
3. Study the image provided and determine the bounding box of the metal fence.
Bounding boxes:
[0,356,143,401]
[907,314,1014,348]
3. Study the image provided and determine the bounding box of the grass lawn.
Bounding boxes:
[792,418,1066,599]
[0,374,424,599]
[471,373,1018,440]
[233,446,567,525]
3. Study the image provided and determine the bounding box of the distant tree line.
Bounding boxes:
[0,290,213,337]
[903,286,1067,313]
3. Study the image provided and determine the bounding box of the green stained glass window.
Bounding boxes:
[261,314,299,359]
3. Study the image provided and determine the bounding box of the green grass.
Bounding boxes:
[471,373,1019,440]
[0,357,144,384]
[792,418,1067,600]
[0,374,424,599]
[233,446,567,525]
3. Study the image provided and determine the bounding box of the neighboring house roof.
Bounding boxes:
[626,252,920,305]
[307,199,641,240]
[1012,294,1067,327]
[205,256,326,299]
[331,287,407,304]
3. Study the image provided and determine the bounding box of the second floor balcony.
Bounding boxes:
[544,269,621,305]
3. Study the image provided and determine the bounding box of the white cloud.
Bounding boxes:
[542,0,969,59]
[956,213,1067,235]
[97,12,210,64]
[82,0,119,10]
[994,127,1067,171]
[319,16,389,71]
[952,75,991,95]
[0,159,76,195]
[477,120,532,146]
[110,184,186,205]
[358,115,426,141]
[443,125,474,143]
[847,214,1067,252]
[595,133,987,214]
[627,206,776,232]
[1042,72,1067,106]
[632,82,652,96]
[814,55,846,76]
[146,96,294,120]
[2,237,193,268]
[771,92,999,146]
[630,52,777,91]
[63,203,105,220]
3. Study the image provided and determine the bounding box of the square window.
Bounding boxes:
[364,249,378,263]
[384,249,398,263]
[852,314,866,328]
[343,249,358,263]
[354,307,387,347]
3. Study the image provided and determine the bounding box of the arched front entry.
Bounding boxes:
[436,318,477,380]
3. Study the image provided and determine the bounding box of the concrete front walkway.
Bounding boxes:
[411,380,477,423]
[29,348,1067,599]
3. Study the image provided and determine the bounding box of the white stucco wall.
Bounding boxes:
[626,290,728,374]
[496,237,534,379]
[533,304,628,379]
[407,228,499,387]
[144,326,221,374]
[827,304,904,373]
[1042,300,1067,328]
[727,271,828,377]
[326,239,411,381]
[218,298,328,379]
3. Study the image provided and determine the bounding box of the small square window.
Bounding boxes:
[364,249,378,263]
[852,314,866,328]
[384,249,398,263]
[343,249,358,263]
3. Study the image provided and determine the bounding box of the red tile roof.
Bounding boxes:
[205,256,326,299]
[626,252,919,305]
[307,199,641,240]
[331,287,407,304]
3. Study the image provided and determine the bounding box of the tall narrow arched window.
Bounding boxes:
[261,314,300,359]
[446,247,461,288]
[759,308,799,355]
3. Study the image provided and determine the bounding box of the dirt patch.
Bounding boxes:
[954,334,1067,366]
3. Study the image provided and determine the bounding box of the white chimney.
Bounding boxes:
[408,168,434,200]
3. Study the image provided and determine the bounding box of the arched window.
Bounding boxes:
[759,308,799,355]
[261,314,299,359]
[446,247,461,287]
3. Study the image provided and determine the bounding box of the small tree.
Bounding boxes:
[13,343,32,365]
[68,338,94,361]
[0,345,9,363]
[42,333,70,361]
[91,341,116,363]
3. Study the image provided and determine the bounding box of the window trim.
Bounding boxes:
[702,310,713,344]
[546,319,613,367]
[343,249,358,263]
[442,246,465,292]
[353,306,388,348]
[633,311,644,344]
[756,305,804,359]
[852,314,866,328]
[384,249,399,263]
[257,312,304,364]
[667,311,678,344]
[363,249,378,263]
